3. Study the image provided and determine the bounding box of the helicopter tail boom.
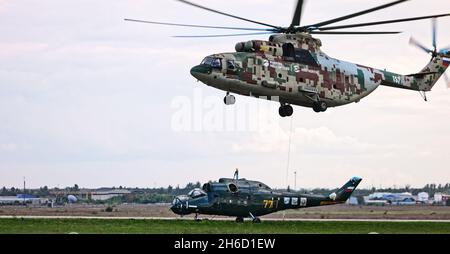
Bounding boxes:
[379,55,449,92]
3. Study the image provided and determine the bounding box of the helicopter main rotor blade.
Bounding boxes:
[175,0,281,30]
[124,19,274,31]
[305,0,408,29]
[315,14,450,31]
[409,37,433,54]
[291,0,304,27]
[432,18,437,51]
[310,31,401,35]
[172,32,274,38]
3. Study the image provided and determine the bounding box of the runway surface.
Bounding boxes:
[1,215,450,223]
[3,204,450,220]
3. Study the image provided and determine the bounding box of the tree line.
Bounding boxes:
[1,182,449,204]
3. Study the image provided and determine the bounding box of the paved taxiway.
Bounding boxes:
[1,215,450,223]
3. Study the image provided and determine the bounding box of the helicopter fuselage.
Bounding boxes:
[170,176,362,221]
[190,33,446,115]
[192,51,381,108]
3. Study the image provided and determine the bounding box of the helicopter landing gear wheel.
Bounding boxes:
[224,93,236,105]
[249,212,261,223]
[278,104,293,117]
[252,217,261,223]
[312,101,327,113]
[236,217,244,223]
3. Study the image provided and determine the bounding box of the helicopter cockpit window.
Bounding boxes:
[201,57,213,66]
[188,188,207,199]
[211,58,222,68]
[295,49,319,66]
[282,43,296,61]
[201,57,222,69]
[227,60,236,70]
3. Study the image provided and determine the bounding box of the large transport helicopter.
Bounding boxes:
[126,0,450,117]
[170,171,362,223]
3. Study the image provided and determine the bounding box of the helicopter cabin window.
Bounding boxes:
[201,57,222,69]
[282,43,295,61]
[295,49,319,66]
[228,183,238,193]
[227,60,236,70]
[202,183,211,193]
[188,188,206,199]
[211,58,222,68]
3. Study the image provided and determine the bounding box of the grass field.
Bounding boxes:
[0,218,450,234]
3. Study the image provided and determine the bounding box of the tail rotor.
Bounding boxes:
[409,19,450,88]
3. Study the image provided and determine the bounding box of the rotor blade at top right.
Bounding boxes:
[304,0,409,29]
[316,14,450,31]
[310,31,401,35]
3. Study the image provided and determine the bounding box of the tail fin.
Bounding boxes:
[411,55,450,91]
[329,177,362,202]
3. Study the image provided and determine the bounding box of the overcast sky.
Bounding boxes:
[0,0,449,190]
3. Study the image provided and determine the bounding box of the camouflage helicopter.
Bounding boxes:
[126,0,450,117]
[170,170,362,222]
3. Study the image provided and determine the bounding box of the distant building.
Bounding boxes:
[363,196,388,206]
[0,195,49,205]
[90,189,131,201]
[434,193,443,203]
[364,192,416,205]
[346,196,359,205]
[49,189,131,201]
[434,193,450,205]
[417,192,429,203]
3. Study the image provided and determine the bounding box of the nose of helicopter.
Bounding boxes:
[170,204,181,215]
[170,196,189,215]
[170,197,182,214]
[190,65,211,80]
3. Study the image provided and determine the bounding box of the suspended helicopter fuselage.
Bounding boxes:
[190,33,448,116]
[125,0,450,116]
